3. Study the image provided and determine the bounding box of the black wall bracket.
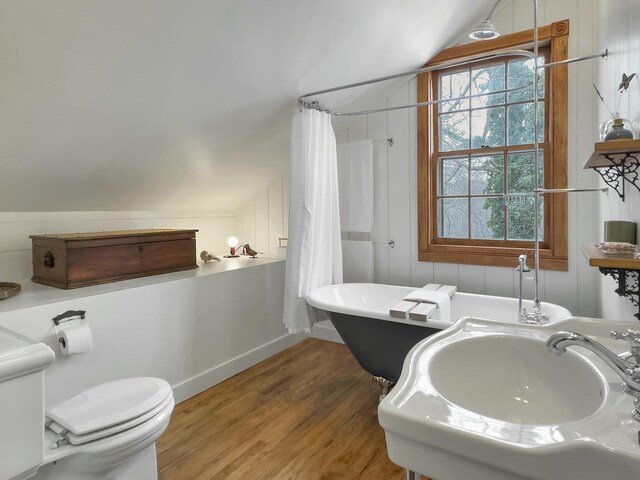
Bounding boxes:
[588,152,640,202]
[599,267,640,321]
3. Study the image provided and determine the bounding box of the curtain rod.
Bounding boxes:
[322,81,534,117]
[298,49,607,117]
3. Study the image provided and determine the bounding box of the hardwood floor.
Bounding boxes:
[156,338,406,480]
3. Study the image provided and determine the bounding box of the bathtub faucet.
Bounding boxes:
[516,254,548,325]
[546,329,640,420]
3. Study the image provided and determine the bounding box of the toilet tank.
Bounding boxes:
[0,327,55,480]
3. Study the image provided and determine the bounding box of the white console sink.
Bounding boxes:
[378,316,640,480]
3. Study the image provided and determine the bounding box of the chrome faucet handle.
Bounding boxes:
[611,329,640,341]
[625,367,640,382]
[516,254,531,272]
[611,330,640,364]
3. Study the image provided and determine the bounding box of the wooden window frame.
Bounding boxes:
[418,19,569,271]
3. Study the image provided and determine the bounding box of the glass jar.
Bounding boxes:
[600,113,633,141]
[605,118,634,141]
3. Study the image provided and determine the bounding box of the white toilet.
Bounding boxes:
[0,327,174,480]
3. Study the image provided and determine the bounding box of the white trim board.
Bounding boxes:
[172,332,307,404]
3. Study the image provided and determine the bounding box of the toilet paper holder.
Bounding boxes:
[52,310,87,348]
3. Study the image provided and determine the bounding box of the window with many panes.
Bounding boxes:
[418,21,569,270]
[435,52,547,242]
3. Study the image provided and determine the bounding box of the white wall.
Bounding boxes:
[332,0,601,317]
[0,259,295,407]
[0,0,490,214]
[0,211,239,283]
[237,177,289,257]
[596,0,640,322]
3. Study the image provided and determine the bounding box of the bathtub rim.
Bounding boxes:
[305,283,571,329]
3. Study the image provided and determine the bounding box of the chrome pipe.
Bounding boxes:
[540,49,608,68]
[298,48,537,104]
[329,81,534,117]
[297,48,608,113]
[532,0,541,312]
[516,254,531,322]
[534,187,609,194]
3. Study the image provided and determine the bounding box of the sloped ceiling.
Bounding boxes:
[0,0,493,212]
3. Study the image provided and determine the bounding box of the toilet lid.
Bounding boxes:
[46,377,172,436]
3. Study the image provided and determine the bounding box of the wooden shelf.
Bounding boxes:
[581,243,640,321]
[581,243,640,269]
[584,139,640,201]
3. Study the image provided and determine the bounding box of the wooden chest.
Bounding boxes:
[30,229,198,289]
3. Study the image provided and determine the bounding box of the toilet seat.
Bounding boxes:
[45,377,172,446]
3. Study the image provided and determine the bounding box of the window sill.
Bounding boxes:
[419,246,568,271]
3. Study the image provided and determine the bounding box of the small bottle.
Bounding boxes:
[605,118,634,141]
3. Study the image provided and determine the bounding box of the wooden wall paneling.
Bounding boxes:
[348,114,368,142]
[458,264,486,294]
[484,266,515,298]
[235,209,244,248]
[544,270,577,314]
[0,250,31,281]
[387,83,412,286]
[433,262,459,288]
[331,116,352,142]
[513,0,546,32]
[492,1,515,34]
[368,110,390,284]
[282,176,289,239]
[254,190,269,254]
[241,200,256,248]
[572,0,599,317]
[595,0,640,321]
[267,179,284,257]
[409,77,435,286]
[195,217,237,256]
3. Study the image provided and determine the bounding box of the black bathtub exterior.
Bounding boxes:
[329,312,440,382]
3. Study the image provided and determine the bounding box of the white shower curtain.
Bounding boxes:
[283,109,343,333]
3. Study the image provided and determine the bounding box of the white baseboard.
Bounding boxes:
[172,332,307,403]
[311,320,344,344]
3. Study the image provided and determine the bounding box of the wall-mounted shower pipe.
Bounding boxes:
[316,78,535,117]
[297,51,607,116]
[297,48,608,116]
[531,0,541,314]
[534,187,609,195]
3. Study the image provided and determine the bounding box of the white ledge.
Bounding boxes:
[0,256,284,315]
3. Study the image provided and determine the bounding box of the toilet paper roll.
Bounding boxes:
[59,324,93,356]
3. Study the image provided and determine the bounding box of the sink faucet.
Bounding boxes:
[516,254,549,325]
[546,329,640,420]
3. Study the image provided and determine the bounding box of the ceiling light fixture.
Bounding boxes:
[468,20,500,40]
[468,0,502,41]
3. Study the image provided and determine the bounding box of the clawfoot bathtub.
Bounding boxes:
[306,283,571,382]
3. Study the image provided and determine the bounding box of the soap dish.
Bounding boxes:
[596,242,637,256]
[0,282,21,300]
